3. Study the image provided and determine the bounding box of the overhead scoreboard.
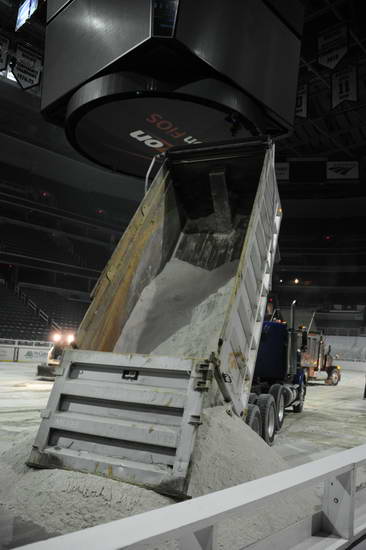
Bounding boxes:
[15,0,38,31]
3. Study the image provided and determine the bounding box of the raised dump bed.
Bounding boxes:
[28,138,282,496]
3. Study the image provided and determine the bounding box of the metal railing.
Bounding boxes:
[15,286,61,331]
[18,443,366,550]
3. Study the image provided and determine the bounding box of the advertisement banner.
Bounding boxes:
[275,162,290,181]
[318,25,348,69]
[331,65,358,109]
[0,34,9,71]
[11,44,42,89]
[326,161,359,180]
[0,346,15,361]
[18,347,49,362]
[295,85,307,118]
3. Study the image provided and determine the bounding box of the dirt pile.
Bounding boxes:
[0,407,318,549]
[114,258,237,357]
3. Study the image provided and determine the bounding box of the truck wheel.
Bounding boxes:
[257,394,276,446]
[293,383,306,413]
[327,368,340,386]
[246,404,262,436]
[248,393,257,405]
[269,384,285,431]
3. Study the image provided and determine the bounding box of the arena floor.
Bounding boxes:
[1,361,366,548]
[1,361,366,465]
[0,363,52,456]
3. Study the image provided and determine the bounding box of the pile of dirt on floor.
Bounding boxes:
[188,407,319,548]
[0,407,319,549]
[0,433,173,537]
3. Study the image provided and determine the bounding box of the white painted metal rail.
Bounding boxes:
[18,443,366,550]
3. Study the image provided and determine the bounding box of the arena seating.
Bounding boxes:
[1,222,110,272]
[0,282,50,340]
[70,239,109,269]
[0,223,76,265]
[280,254,366,269]
[279,307,317,330]
[23,287,89,331]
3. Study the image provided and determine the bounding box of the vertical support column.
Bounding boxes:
[179,525,217,550]
[322,467,355,540]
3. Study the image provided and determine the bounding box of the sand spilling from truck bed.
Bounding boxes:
[0,258,318,546]
[0,407,318,549]
[113,258,238,357]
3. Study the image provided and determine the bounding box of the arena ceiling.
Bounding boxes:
[277,0,366,162]
[0,0,365,309]
[0,1,365,188]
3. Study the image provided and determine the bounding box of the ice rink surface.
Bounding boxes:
[2,361,366,466]
[0,363,52,456]
[276,363,366,465]
[1,361,366,548]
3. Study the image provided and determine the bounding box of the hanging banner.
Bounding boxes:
[331,65,358,109]
[275,162,290,181]
[15,0,38,32]
[0,34,9,71]
[295,85,307,118]
[326,161,359,180]
[11,44,42,89]
[318,25,348,69]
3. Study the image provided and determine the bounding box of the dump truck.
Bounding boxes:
[300,330,341,385]
[267,305,341,387]
[248,301,307,443]
[28,137,287,497]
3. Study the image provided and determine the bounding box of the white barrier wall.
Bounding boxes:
[336,361,366,372]
[0,339,52,363]
[327,335,366,362]
[0,346,15,361]
[17,347,50,362]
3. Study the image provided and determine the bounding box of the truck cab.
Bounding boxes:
[300,331,341,385]
[249,321,306,441]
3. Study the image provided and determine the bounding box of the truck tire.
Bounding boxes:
[327,368,340,386]
[269,384,286,431]
[257,394,276,446]
[246,404,262,436]
[293,383,306,413]
[248,393,257,405]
